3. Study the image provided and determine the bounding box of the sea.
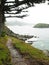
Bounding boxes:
[7,25,49,51]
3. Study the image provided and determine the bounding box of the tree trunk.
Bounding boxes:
[0,8,5,36]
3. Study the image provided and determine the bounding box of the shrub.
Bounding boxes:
[1,31,6,37]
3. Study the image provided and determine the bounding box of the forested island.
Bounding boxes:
[34,23,49,28]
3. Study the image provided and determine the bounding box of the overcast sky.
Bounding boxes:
[6,0,49,26]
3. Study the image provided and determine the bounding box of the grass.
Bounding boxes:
[11,37,49,61]
[0,36,12,65]
[1,35,49,65]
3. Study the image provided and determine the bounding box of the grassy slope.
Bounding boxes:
[0,36,11,65]
[10,37,49,61]
[0,25,49,65]
[0,35,49,65]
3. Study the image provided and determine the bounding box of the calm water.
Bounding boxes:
[7,26,49,50]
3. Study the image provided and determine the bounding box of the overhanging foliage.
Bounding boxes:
[0,0,47,18]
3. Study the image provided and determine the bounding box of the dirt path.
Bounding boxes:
[6,38,27,65]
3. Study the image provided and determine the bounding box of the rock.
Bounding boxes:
[43,50,49,57]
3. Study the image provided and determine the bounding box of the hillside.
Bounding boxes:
[4,26,18,37]
[1,26,49,65]
[4,26,34,41]
[11,36,49,65]
[0,36,12,65]
[34,23,49,28]
[0,36,49,65]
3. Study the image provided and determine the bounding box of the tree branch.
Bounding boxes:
[5,15,28,18]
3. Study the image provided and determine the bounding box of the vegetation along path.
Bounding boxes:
[6,38,27,65]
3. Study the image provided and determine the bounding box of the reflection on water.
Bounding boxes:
[32,40,49,50]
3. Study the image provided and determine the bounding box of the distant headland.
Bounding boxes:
[34,23,49,28]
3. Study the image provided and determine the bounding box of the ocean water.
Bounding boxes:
[7,25,49,50]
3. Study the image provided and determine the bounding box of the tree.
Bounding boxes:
[0,0,47,36]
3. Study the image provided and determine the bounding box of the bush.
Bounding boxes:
[1,31,6,37]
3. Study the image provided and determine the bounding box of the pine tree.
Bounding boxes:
[0,0,47,36]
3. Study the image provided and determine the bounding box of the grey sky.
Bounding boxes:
[5,19,30,26]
